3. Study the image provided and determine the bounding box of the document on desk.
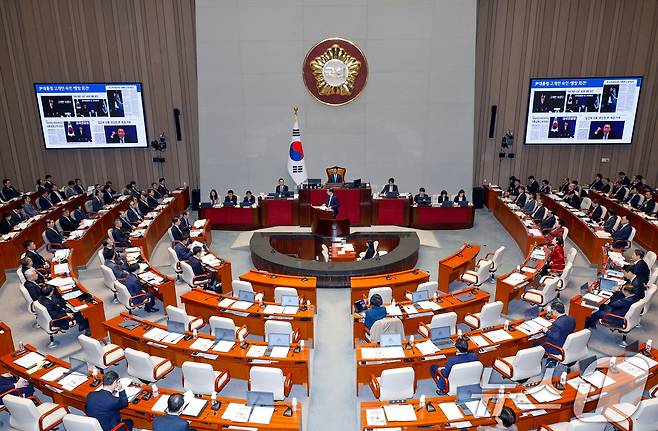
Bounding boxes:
[366,408,387,426]
[249,406,275,424]
[526,385,562,403]
[53,263,71,275]
[381,346,406,359]
[218,298,235,308]
[417,300,441,311]
[14,352,45,369]
[182,398,207,417]
[383,404,417,422]
[41,366,68,382]
[503,273,527,286]
[269,346,289,359]
[415,340,440,355]
[143,328,170,342]
[583,293,603,303]
[152,395,170,413]
[194,219,207,228]
[211,340,235,353]
[59,372,88,391]
[231,301,253,310]
[464,400,490,418]
[190,338,214,352]
[246,345,267,358]
[482,329,513,343]
[439,402,463,420]
[531,250,546,259]
[385,304,402,316]
[627,353,658,369]
[54,249,71,260]
[402,305,418,315]
[595,231,611,238]
[469,335,490,347]
[263,305,285,315]
[532,316,552,328]
[528,228,543,237]
[160,332,185,344]
[509,393,535,410]
[282,306,299,315]
[222,403,252,422]
[582,370,616,389]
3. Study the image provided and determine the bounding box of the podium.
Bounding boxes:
[311,206,350,237]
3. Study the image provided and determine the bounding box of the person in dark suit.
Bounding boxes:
[224,190,238,206]
[629,175,645,190]
[454,189,468,204]
[514,186,528,207]
[179,211,192,233]
[157,178,170,197]
[591,123,617,140]
[85,371,133,431]
[414,188,431,205]
[50,187,65,204]
[618,172,631,187]
[328,168,343,183]
[0,372,34,405]
[38,285,89,334]
[527,176,540,194]
[107,127,131,144]
[44,220,65,247]
[0,212,16,235]
[586,284,643,329]
[103,248,128,280]
[188,246,218,292]
[90,190,104,213]
[588,200,604,222]
[22,257,47,284]
[102,185,115,205]
[127,200,143,223]
[243,191,256,206]
[507,177,521,195]
[175,235,193,262]
[72,205,87,222]
[600,177,613,194]
[153,393,190,431]
[558,177,570,193]
[150,182,163,200]
[612,215,633,248]
[363,240,376,260]
[43,175,55,191]
[430,337,479,394]
[545,220,564,242]
[523,194,536,214]
[125,263,158,312]
[146,189,159,208]
[437,190,450,204]
[118,210,133,233]
[138,193,152,214]
[275,178,288,195]
[72,178,85,195]
[640,192,656,214]
[589,174,604,191]
[539,179,552,194]
[621,249,650,287]
[23,240,49,270]
[540,211,556,231]
[23,269,44,301]
[531,199,547,222]
[37,191,53,210]
[381,178,399,196]
[1,179,20,200]
[603,209,618,233]
[22,196,38,218]
[59,209,79,233]
[325,188,339,218]
[364,294,386,329]
[541,301,575,361]
[564,191,580,209]
[171,217,184,242]
[110,219,132,247]
[626,190,643,208]
[65,181,78,198]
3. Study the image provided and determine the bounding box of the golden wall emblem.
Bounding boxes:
[309,44,361,96]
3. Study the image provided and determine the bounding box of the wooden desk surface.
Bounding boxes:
[0,321,14,358]
[1,346,302,430]
[180,289,315,345]
[438,243,480,291]
[105,313,311,393]
[350,269,430,303]
[495,245,549,314]
[239,270,317,305]
[124,248,178,309]
[410,204,475,230]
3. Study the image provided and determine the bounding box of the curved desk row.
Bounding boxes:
[239,270,317,305]
[1,346,301,430]
[495,245,550,314]
[350,269,430,303]
[438,243,480,292]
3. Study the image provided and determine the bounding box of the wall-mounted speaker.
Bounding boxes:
[488,105,497,138]
[174,108,182,141]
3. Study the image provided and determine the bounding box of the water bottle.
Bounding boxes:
[17,341,24,352]
[433,292,438,301]
[558,371,567,390]
[457,329,463,338]
[504,320,509,331]
[609,356,617,373]
[391,299,396,307]
[645,339,653,355]
[192,329,198,339]
[299,340,305,351]
[409,335,415,348]
[152,383,159,397]
[292,397,298,413]
[419,394,426,408]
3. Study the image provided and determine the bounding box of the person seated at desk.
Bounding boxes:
[600,177,613,194]
[189,246,220,293]
[102,239,127,267]
[103,248,128,280]
[454,189,468,204]
[325,188,339,218]
[0,371,34,405]
[153,393,190,431]
[85,370,133,431]
[620,249,650,287]
[507,177,521,196]
[90,190,104,213]
[328,167,343,183]
[44,219,65,248]
[22,196,38,218]
[588,199,604,222]
[603,209,619,233]
[111,218,132,247]
[530,196,547,221]
[49,185,65,204]
[243,190,256,206]
[125,263,159,312]
[539,179,551,194]
[380,178,399,197]
[275,178,289,195]
[1,178,20,201]
[209,189,220,206]
[157,177,170,197]
[541,301,575,364]
[151,182,163,200]
[127,200,143,223]
[613,182,629,201]
[122,181,141,197]
[414,188,431,205]
[175,234,193,262]
[59,208,80,233]
[363,240,376,259]
[137,192,152,215]
[640,192,656,214]
[180,211,192,233]
[618,171,631,187]
[522,193,536,213]
[38,284,90,335]
[365,294,386,329]
[171,217,184,242]
[71,178,85,195]
[558,177,570,193]
[23,240,49,271]
[102,184,115,205]
[590,173,604,191]
[540,236,565,274]
[23,268,44,301]
[570,180,582,197]
[0,211,17,235]
[630,174,645,190]
[527,176,540,194]
[544,219,564,242]
[477,406,517,431]
[22,255,48,283]
[118,210,133,233]
[585,283,644,329]
[71,204,87,222]
[224,190,238,206]
[37,190,53,210]
[430,337,478,395]
[513,186,528,207]
[611,214,632,248]
[146,189,160,208]
[626,189,643,208]
[563,190,580,208]
[437,190,450,204]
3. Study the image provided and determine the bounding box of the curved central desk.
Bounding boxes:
[250,232,421,288]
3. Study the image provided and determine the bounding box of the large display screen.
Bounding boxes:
[34,82,148,149]
[524,77,642,145]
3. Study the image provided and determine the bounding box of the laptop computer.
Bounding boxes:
[266,332,290,356]
[458,200,469,207]
[487,369,516,386]
[240,201,252,207]
[281,295,299,307]
[579,282,590,293]
[441,200,452,207]
[306,179,322,189]
[214,328,234,342]
[380,333,402,347]
[56,356,88,381]
[353,299,367,313]
[246,391,275,407]
[411,289,429,305]
[455,384,482,415]
[578,355,598,377]
[454,292,476,303]
[238,290,255,303]
[223,201,235,207]
[167,320,186,334]
[352,178,362,188]
[598,277,618,293]
[385,192,399,198]
[430,326,454,349]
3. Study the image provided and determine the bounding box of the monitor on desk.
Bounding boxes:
[440,200,452,207]
[380,333,402,347]
[458,200,469,207]
[353,299,367,313]
[238,290,256,303]
[247,391,275,407]
[281,295,299,307]
[268,332,291,347]
[417,196,431,206]
[223,201,235,207]
[306,179,322,189]
[598,277,618,293]
[385,192,399,198]
[214,328,234,342]
[239,201,253,208]
[456,383,482,404]
[167,320,186,334]
[578,355,598,377]
[68,357,87,374]
[411,289,429,303]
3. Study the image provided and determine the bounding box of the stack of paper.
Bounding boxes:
[469,335,490,347]
[41,367,68,382]
[246,345,267,358]
[53,263,70,275]
[230,301,252,310]
[54,249,71,260]
[46,277,75,288]
[59,372,88,391]
[263,305,285,314]
[528,229,543,237]
[482,329,513,343]
[138,271,165,285]
[383,404,417,422]
[582,370,616,389]
[526,385,562,402]
[366,408,387,426]
[415,339,440,355]
[143,328,170,342]
[211,340,235,353]
[13,352,46,370]
[222,403,253,422]
[531,250,546,259]
[218,298,235,308]
[438,402,463,420]
[503,273,527,286]
[385,304,402,316]
[190,338,214,352]
[595,231,611,238]
[193,219,206,228]
[270,346,289,358]
[416,300,441,311]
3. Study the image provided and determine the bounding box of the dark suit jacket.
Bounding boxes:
[566,194,580,208]
[188,256,206,276]
[45,228,64,245]
[128,208,143,223]
[275,185,289,194]
[614,187,628,200]
[328,173,343,183]
[138,200,151,215]
[602,291,642,327]
[179,217,191,232]
[120,217,133,232]
[1,186,19,200]
[153,414,190,431]
[59,216,79,232]
[612,223,632,241]
[531,205,546,221]
[589,206,603,221]
[147,196,159,208]
[102,191,114,205]
[326,194,339,217]
[559,183,570,193]
[514,193,528,207]
[0,219,14,235]
[414,194,430,205]
[527,181,540,194]
[601,183,612,194]
[540,185,551,194]
[125,274,147,304]
[38,294,69,321]
[243,195,256,205]
[50,191,64,204]
[74,184,85,194]
[105,259,128,280]
[24,280,42,301]
[437,195,450,203]
[38,196,53,210]
[592,130,617,139]
[589,179,603,191]
[620,176,631,186]
[72,209,87,221]
[540,215,557,230]
[85,389,129,431]
[175,243,193,261]
[641,199,656,214]
[544,314,576,356]
[224,195,238,205]
[91,198,103,213]
[171,225,184,241]
[624,259,650,286]
[603,215,618,232]
[157,185,170,196]
[111,227,131,244]
[627,194,642,208]
[26,250,46,269]
[381,184,399,195]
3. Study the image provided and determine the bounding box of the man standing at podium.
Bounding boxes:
[326,188,339,218]
[328,168,343,183]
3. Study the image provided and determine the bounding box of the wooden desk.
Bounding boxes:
[542,193,610,265]
[495,245,549,314]
[438,243,480,291]
[331,242,357,262]
[410,205,475,230]
[298,187,372,227]
[124,248,178,309]
[372,196,411,226]
[0,322,14,358]
[1,346,302,431]
[198,205,261,230]
[260,198,299,227]
[180,289,315,346]
[239,270,317,306]
[350,269,430,303]
[105,314,311,393]
[353,288,489,343]
[355,312,551,392]
[483,186,546,255]
[311,206,350,237]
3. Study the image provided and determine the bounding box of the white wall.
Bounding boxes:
[197,0,476,199]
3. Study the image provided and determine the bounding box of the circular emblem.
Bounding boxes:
[303,38,368,106]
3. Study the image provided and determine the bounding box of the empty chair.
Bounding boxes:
[438,361,484,396]
[124,347,173,383]
[115,281,149,314]
[4,394,68,431]
[418,312,457,338]
[321,244,329,262]
[544,329,591,367]
[459,260,491,287]
[644,251,657,268]
[249,366,292,401]
[480,246,506,277]
[641,283,657,318]
[562,226,569,242]
[615,226,636,250]
[96,249,105,267]
[99,265,119,302]
[264,320,300,344]
[365,317,404,344]
[540,263,573,294]
[232,280,263,301]
[580,197,592,211]
[649,268,658,286]
[182,361,230,395]
[600,299,644,346]
[209,316,248,340]
[367,287,392,305]
[167,247,182,281]
[180,261,209,289]
[565,248,578,267]
[63,413,129,431]
[274,287,299,304]
[493,346,545,382]
[18,284,38,328]
[34,301,70,348]
[604,398,658,431]
[369,367,415,401]
[166,305,204,331]
[539,417,608,431]
[522,277,559,307]
[78,334,124,370]
[405,281,441,301]
[463,301,503,329]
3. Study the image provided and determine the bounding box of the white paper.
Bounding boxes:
[46,276,75,287]
[152,395,170,413]
[211,340,235,353]
[503,273,527,286]
[143,328,170,342]
[526,385,562,403]
[415,340,440,355]
[263,305,285,314]
[218,298,235,308]
[469,335,490,347]
[385,304,402,316]
[482,329,513,343]
[582,370,616,389]
[222,403,252,422]
[366,408,387,426]
[595,231,611,238]
[59,372,88,391]
[41,366,68,382]
[246,345,267,358]
[383,404,417,422]
[464,400,490,418]
[249,406,274,424]
[183,398,207,417]
[231,301,253,310]
[439,402,464,420]
[269,346,289,358]
[282,306,299,315]
[417,300,441,311]
[402,305,418,315]
[14,352,45,369]
[189,338,214,351]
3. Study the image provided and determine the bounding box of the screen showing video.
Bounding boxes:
[34,83,147,149]
[524,77,642,145]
